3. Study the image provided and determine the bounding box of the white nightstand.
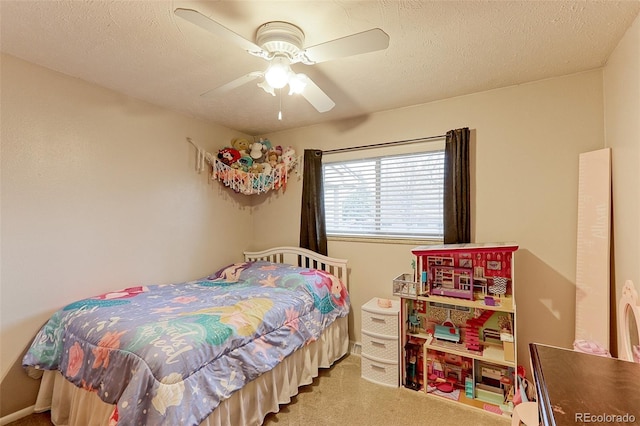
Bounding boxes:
[361,297,400,387]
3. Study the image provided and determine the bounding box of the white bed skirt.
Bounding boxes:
[33,316,349,426]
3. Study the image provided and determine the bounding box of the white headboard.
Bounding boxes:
[244,246,348,288]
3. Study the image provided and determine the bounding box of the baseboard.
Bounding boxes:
[0,405,35,426]
[350,340,362,355]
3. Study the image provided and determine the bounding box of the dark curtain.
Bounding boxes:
[443,128,471,244]
[299,149,328,255]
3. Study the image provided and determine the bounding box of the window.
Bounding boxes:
[323,147,445,240]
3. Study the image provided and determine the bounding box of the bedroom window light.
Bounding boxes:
[323,145,445,241]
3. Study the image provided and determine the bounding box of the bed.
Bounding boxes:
[22,247,350,426]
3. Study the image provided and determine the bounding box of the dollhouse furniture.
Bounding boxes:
[361,297,401,387]
[434,324,461,343]
[407,309,422,334]
[398,242,519,418]
[473,266,488,294]
[434,311,461,343]
[428,264,474,300]
[530,343,640,426]
[489,276,508,298]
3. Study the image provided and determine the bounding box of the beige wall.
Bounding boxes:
[256,70,606,371]
[0,54,253,416]
[603,13,640,356]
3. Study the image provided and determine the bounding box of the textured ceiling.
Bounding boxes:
[1,1,639,136]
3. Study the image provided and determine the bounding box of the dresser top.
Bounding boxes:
[362,297,400,314]
[530,343,640,426]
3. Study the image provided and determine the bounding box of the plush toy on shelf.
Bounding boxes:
[231,138,250,156]
[281,147,296,166]
[210,137,297,195]
[259,137,272,151]
[233,156,253,172]
[217,147,241,166]
[249,141,267,161]
[267,150,279,168]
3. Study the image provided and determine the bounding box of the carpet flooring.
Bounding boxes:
[8,354,509,426]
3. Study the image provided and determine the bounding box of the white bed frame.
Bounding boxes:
[244,246,349,288]
[32,247,350,426]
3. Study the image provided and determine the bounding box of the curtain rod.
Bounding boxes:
[323,134,446,154]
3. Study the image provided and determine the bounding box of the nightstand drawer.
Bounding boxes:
[362,309,399,337]
[361,330,398,361]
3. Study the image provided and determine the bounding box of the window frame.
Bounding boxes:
[322,139,445,243]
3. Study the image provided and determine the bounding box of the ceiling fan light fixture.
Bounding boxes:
[175,9,390,114]
[264,55,292,89]
[257,79,276,96]
[288,73,308,95]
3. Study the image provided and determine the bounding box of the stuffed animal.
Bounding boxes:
[250,163,265,174]
[217,147,241,166]
[231,138,250,155]
[259,138,272,150]
[267,150,279,167]
[249,142,266,161]
[236,156,253,171]
[281,147,296,167]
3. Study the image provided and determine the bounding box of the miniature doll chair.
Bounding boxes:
[407,310,421,334]
[489,276,508,298]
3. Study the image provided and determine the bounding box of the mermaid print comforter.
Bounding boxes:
[23,261,350,426]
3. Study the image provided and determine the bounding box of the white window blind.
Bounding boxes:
[323,149,445,240]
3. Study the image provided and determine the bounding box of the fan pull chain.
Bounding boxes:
[278,89,283,120]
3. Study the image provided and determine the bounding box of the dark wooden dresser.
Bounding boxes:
[529,343,640,426]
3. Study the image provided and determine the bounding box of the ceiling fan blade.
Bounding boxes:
[303,28,389,64]
[200,72,262,97]
[301,77,335,113]
[174,8,262,54]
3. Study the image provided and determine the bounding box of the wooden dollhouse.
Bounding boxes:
[399,242,519,418]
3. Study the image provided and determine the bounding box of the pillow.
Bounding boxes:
[207,262,253,283]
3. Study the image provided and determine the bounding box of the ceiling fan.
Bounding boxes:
[174,8,390,114]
